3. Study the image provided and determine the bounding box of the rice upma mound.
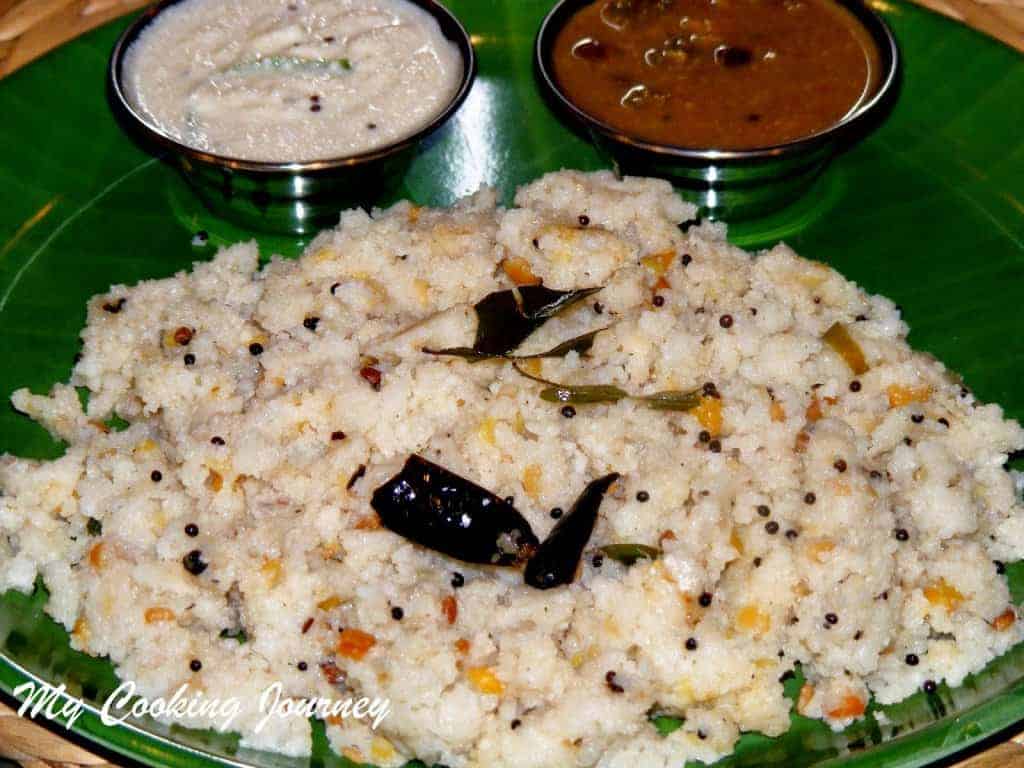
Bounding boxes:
[2,171,1023,767]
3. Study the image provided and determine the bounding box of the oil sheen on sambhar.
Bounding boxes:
[552,0,882,150]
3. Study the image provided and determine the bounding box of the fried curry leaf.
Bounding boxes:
[519,285,603,319]
[520,328,602,360]
[230,56,354,75]
[524,473,620,589]
[470,285,602,355]
[599,543,662,565]
[516,364,700,411]
[425,328,603,364]
[371,455,539,566]
[536,383,700,411]
[637,390,702,411]
[539,385,631,404]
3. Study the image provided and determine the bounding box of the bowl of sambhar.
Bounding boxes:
[535,0,900,219]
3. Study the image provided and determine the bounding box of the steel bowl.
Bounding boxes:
[535,0,900,220]
[109,0,476,234]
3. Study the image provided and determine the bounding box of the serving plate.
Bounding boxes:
[0,1,1022,766]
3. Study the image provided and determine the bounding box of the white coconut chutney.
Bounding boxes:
[122,0,464,162]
